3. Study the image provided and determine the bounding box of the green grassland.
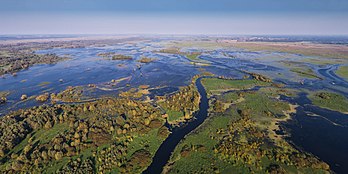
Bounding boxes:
[166,109,185,123]
[290,67,323,79]
[201,78,271,96]
[185,53,201,62]
[308,91,348,113]
[336,65,348,81]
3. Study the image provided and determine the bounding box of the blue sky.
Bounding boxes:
[0,0,347,35]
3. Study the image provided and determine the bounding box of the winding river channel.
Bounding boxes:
[143,77,208,174]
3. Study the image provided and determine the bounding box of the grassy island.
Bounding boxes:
[308,91,348,113]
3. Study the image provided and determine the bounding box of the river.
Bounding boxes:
[143,77,209,174]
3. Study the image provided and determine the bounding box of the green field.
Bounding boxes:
[309,91,348,113]
[201,78,271,95]
[336,65,348,81]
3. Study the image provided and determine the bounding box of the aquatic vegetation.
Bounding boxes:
[246,72,273,82]
[20,94,27,100]
[0,97,6,104]
[112,54,133,60]
[308,91,348,113]
[159,48,208,64]
[0,91,10,104]
[158,47,182,54]
[336,65,348,81]
[291,67,323,79]
[280,60,323,79]
[38,81,51,87]
[51,86,86,102]
[185,52,201,61]
[137,57,157,63]
[97,52,133,60]
[0,50,67,76]
[35,93,49,102]
[119,87,148,99]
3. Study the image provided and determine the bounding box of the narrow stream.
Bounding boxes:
[143,77,209,174]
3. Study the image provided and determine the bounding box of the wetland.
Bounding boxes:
[0,35,348,173]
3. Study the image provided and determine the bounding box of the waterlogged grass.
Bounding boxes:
[185,53,201,61]
[336,65,348,81]
[309,91,348,113]
[38,81,51,87]
[290,67,322,79]
[201,78,271,95]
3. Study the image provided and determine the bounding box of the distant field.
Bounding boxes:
[336,66,348,81]
[225,41,348,59]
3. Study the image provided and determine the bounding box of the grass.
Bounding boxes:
[33,123,69,144]
[258,87,299,98]
[137,57,156,63]
[38,81,51,87]
[43,157,70,174]
[166,110,184,122]
[10,123,69,155]
[302,57,345,65]
[42,146,95,173]
[290,68,322,79]
[218,92,240,103]
[168,114,235,174]
[159,103,185,123]
[229,42,348,59]
[336,65,348,81]
[126,128,166,159]
[308,91,348,113]
[201,78,271,95]
[185,53,201,61]
[185,52,211,64]
[111,54,133,60]
[0,91,10,98]
[234,92,290,128]
[5,123,70,173]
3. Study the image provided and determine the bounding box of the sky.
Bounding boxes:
[0,0,348,35]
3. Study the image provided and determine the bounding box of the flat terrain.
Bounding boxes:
[0,35,348,173]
